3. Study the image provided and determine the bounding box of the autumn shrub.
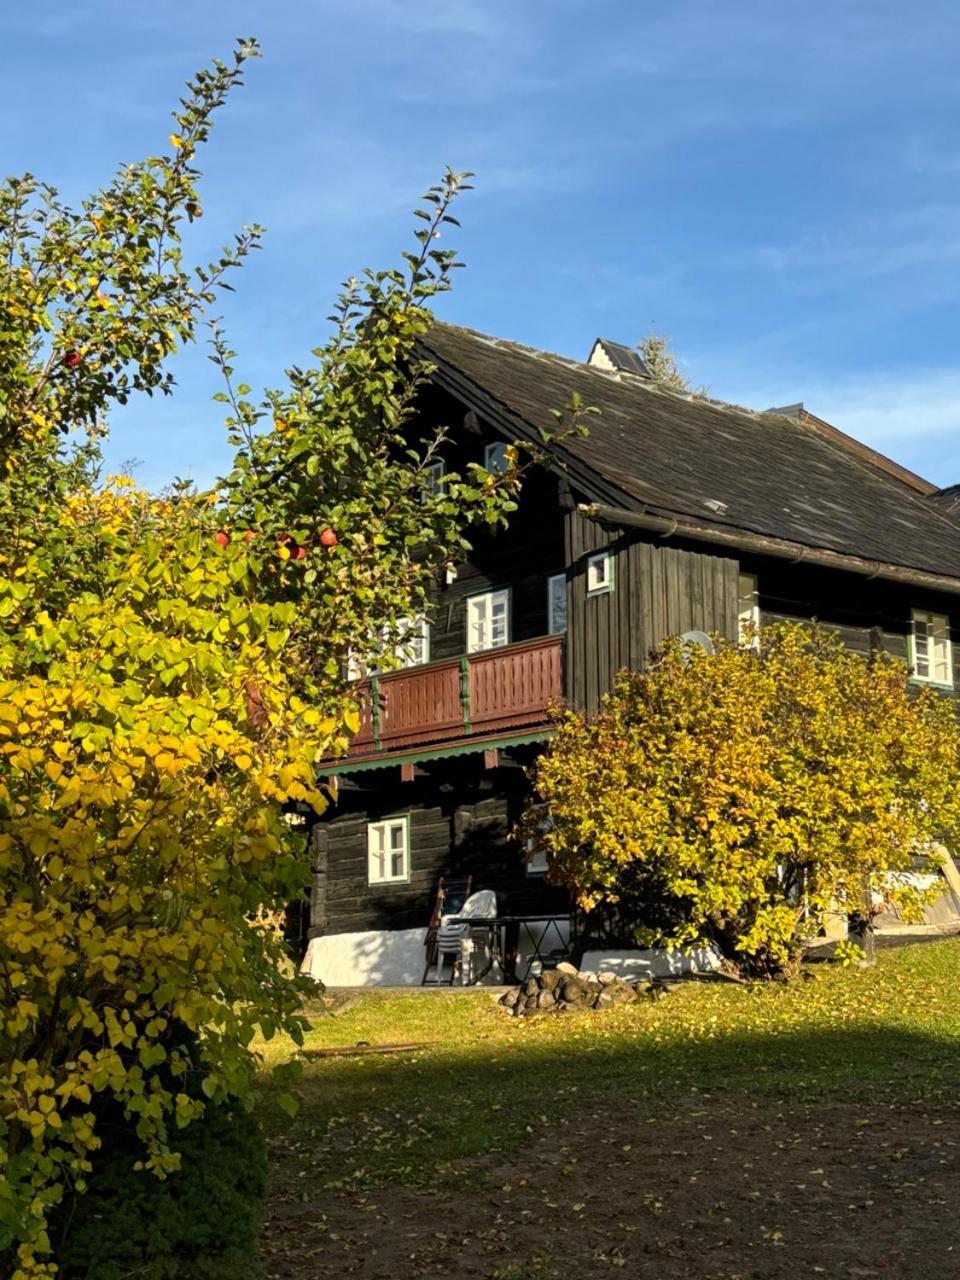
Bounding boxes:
[524,624,960,979]
[55,1097,265,1280]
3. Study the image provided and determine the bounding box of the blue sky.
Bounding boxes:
[3,1,959,489]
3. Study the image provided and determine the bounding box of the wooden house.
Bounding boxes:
[300,323,960,985]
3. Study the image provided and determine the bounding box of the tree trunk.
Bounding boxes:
[848,881,876,966]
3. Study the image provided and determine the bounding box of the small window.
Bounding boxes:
[422,460,445,496]
[466,588,511,653]
[484,441,508,473]
[738,573,760,646]
[910,610,953,687]
[547,573,567,635]
[586,551,613,596]
[367,817,410,884]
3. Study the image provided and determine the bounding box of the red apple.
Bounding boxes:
[214,531,229,548]
[320,527,338,548]
[63,350,81,368]
[243,530,256,542]
[294,545,307,561]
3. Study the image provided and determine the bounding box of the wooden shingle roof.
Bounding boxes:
[422,321,960,582]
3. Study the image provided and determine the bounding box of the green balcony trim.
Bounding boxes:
[322,729,554,777]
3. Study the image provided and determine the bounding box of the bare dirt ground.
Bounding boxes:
[261,1099,960,1279]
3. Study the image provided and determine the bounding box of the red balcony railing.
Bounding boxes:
[345,635,563,758]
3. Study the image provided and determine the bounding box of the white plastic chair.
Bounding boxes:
[436,889,498,984]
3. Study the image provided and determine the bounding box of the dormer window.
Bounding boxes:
[909,610,953,687]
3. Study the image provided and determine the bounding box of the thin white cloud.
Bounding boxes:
[729,203,960,297]
[729,368,960,487]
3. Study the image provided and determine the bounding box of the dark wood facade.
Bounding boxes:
[310,752,568,940]
[564,510,740,716]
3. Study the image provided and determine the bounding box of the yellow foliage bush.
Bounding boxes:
[0,482,341,1276]
[525,624,960,979]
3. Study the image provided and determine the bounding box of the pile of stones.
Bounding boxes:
[498,961,658,1017]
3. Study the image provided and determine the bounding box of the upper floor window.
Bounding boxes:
[484,441,509,473]
[738,573,760,646]
[345,615,430,680]
[393,615,430,668]
[467,588,510,653]
[421,459,445,497]
[586,551,614,596]
[367,816,409,884]
[345,650,364,682]
[547,573,567,635]
[910,610,953,687]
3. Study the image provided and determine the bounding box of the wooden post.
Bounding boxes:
[400,762,415,783]
[370,675,382,751]
[483,747,500,770]
[459,656,472,734]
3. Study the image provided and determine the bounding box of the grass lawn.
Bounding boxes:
[257,939,960,1279]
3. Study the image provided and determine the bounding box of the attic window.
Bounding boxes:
[704,498,728,515]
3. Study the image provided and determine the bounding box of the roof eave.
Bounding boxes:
[580,502,960,597]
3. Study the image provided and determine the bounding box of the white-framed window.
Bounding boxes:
[738,572,760,646]
[909,610,953,687]
[586,551,613,596]
[345,650,364,682]
[466,588,511,653]
[422,459,445,496]
[484,441,508,473]
[525,806,552,876]
[367,816,410,884]
[345,616,430,680]
[547,572,567,635]
[393,615,430,669]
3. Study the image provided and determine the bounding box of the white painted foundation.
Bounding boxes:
[302,927,427,987]
[301,920,719,988]
[579,945,721,981]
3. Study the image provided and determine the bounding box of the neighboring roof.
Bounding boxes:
[421,321,960,583]
[929,484,960,513]
[766,402,936,496]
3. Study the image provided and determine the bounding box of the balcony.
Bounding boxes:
[341,635,564,762]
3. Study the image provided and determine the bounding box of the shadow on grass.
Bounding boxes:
[264,1023,960,1194]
